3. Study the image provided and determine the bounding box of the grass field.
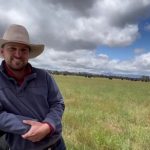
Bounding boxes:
[54,75,150,150]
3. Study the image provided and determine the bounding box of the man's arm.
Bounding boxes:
[42,73,65,133]
[0,103,31,135]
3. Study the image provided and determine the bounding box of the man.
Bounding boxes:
[0,24,66,150]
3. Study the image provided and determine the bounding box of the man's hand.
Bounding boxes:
[21,120,51,142]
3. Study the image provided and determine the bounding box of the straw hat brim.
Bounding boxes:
[0,39,44,59]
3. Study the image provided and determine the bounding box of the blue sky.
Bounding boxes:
[0,0,150,76]
[97,19,150,60]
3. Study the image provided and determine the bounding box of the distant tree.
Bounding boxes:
[141,75,150,82]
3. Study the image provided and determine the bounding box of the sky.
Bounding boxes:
[1,0,150,76]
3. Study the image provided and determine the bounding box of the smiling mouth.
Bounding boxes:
[13,57,23,61]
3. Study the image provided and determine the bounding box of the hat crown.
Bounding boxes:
[3,24,30,44]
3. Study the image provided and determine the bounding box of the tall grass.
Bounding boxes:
[54,75,150,150]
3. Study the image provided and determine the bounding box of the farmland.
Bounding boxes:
[54,75,150,150]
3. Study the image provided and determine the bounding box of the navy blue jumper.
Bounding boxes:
[0,61,65,150]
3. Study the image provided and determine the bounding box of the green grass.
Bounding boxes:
[54,75,150,150]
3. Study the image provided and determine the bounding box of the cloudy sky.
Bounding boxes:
[1,0,150,76]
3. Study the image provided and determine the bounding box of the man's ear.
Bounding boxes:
[0,48,4,56]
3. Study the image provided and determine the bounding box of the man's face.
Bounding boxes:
[0,42,30,71]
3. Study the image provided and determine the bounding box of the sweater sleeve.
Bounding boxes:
[0,103,31,135]
[42,73,65,134]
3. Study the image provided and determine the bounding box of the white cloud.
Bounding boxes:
[28,48,150,75]
[0,0,150,75]
[1,0,149,50]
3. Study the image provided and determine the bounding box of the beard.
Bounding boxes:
[6,58,28,72]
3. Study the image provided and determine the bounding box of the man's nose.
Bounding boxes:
[15,49,22,57]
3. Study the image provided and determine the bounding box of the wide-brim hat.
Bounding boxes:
[0,24,44,58]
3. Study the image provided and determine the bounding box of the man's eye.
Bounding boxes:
[21,49,29,52]
[8,47,16,51]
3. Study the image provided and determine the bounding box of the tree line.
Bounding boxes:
[48,70,150,82]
